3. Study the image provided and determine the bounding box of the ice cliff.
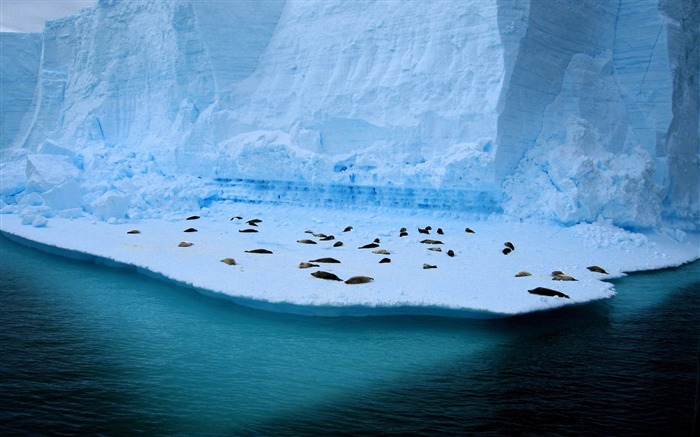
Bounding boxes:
[1,0,698,230]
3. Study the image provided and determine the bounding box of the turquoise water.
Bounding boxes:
[1,235,698,435]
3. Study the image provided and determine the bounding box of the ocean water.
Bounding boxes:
[1,234,698,436]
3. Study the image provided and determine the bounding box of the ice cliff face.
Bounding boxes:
[1,0,698,229]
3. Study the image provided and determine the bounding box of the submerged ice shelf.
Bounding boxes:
[1,203,697,318]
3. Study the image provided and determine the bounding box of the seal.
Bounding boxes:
[399,230,408,237]
[423,263,437,269]
[311,271,343,281]
[372,249,390,255]
[247,219,262,226]
[379,258,391,263]
[184,228,198,233]
[446,249,455,257]
[309,257,341,263]
[359,242,379,249]
[313,232,328,238]
[245,248,273,254]
[437,228,444,235]
[420,239,443,245]
[178,241,193,247]
[230,216,242,221]
[502,248,512,255]
[298,262,320,269]
[587,265,608,274]
[528,287,570,299]
[418,226,432,234]
[186,215,200,220]
[239,229,259,233]
[465,227,475,234]
[320,235,335,241]
[220,258,236,265]
[504,242,515,251]
[297,239,317,244]
[343,226,353,232]
[126,229,141,234]
[551,270,564,277]
[552,274,577,281]
[333,241,344,247]
[345,276,374,284]
[428,247,442,252]
[515,271,532,277]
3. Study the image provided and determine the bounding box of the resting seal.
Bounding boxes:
[587,265,608,274]
[298,262,319,269]
[297,239,317,244]
[528,287,570,299]
[311,271,343,281]
[309,257,341,263]
[359,243,379,249]
[552,274,577,281]
[184,228,198,233]
[220,258,236,265]
[186,215,200,220]
[127,229,141,234]
[345,276,374,284]
[245,248,273,254]
[178,241,193,247]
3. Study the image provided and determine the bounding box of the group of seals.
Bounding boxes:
[127,214,609,301]
[310,271,374,285]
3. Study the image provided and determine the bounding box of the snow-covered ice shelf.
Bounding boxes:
[2,204,697,318]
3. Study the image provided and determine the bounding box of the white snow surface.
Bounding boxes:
[1,204,697,317]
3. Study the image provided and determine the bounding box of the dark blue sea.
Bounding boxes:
[1,235,698,436]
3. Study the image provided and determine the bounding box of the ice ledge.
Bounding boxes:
[1,204,697,318]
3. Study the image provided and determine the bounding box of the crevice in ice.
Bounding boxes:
[637,25,664,97]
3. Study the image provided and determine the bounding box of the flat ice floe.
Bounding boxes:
[1,204,698,317]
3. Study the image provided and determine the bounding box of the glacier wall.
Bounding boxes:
[1,0,698,229]
[0,33,41,149]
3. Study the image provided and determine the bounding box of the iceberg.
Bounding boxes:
[1,0,698,317]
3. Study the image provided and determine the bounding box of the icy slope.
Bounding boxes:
[0,0,698,229]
